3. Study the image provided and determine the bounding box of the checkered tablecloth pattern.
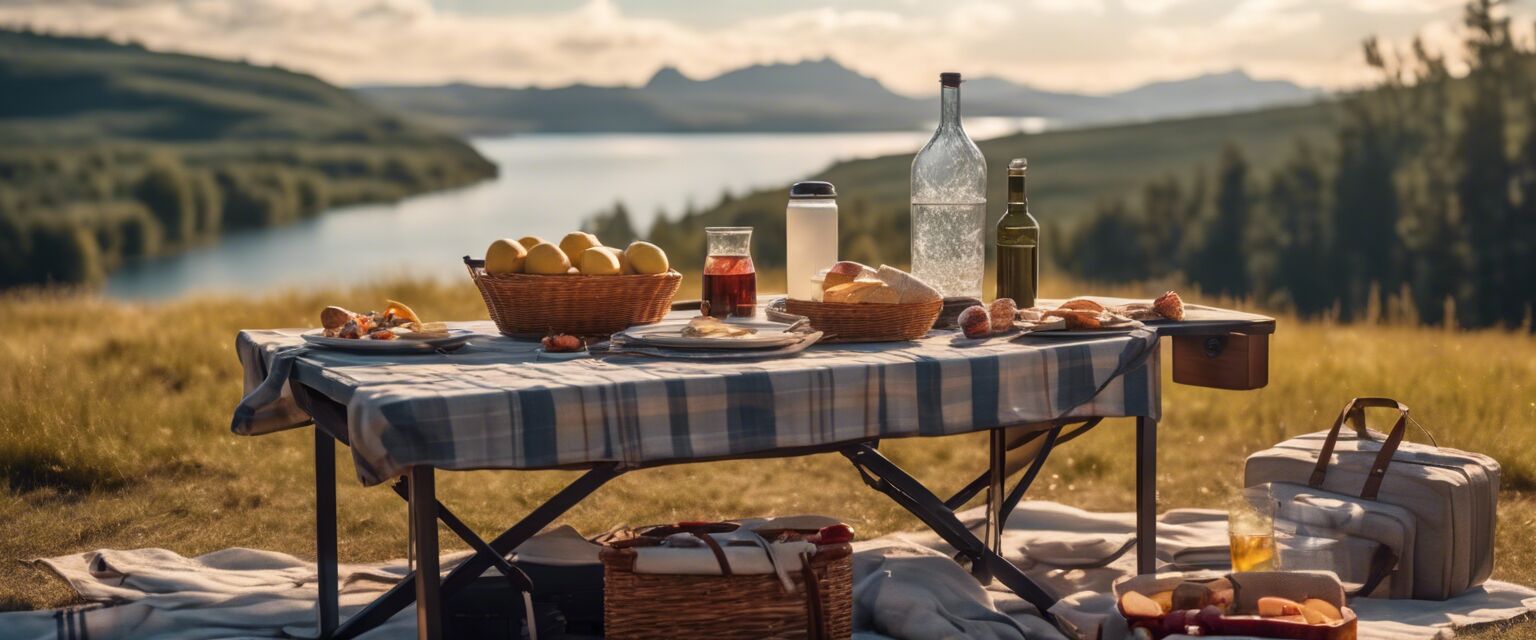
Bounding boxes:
[233,315,1161,485]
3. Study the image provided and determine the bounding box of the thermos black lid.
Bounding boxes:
[790,181,837,199]
[940,72,962,87]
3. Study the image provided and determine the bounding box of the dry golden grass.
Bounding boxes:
[0,279,1533,636]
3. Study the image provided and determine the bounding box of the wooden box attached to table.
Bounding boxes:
[1172,332,1269,390]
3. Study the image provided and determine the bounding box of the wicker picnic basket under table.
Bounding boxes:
[784,298,942,343]
[464,257,681,337]
[601,537,853,639]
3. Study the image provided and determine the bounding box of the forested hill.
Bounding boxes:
[0,28,468,146]
[0,29,496,289]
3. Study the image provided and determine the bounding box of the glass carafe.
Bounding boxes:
[911,71,987,298]
[703,227,757,318]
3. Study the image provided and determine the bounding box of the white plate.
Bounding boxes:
[620,319,804,350]
[1016,327,1139,339]
[302,329,476,353]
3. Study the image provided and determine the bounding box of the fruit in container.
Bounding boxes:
[958,305,991,338]
[625,241,670,275]
[1301,599,1342,623]
[1119,591,1163,618]
[516,236,547,251]
[485,238,527,275]
[597,246,632,274]
[525,242,572,275]
[559,232,601,260]
[577,247,622,275]
[1257,596,1302,618]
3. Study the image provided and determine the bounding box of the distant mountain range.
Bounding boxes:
[357,58,1325,135]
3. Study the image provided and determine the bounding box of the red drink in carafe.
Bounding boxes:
[702,255,756,318]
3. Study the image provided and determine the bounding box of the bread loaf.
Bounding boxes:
[875,265,942,303]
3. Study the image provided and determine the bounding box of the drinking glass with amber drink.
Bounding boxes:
[702,227,756,318]
[1229,488,1275,572]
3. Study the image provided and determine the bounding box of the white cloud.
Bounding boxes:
[1121,0,1195,16]
[1030,0,1106,15]
[1349,0,1466,13]
[0,0,1530,94]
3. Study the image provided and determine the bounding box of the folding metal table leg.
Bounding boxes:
[408,466,442,640]
[980,428,1007,584]
[1136,415,1158,575]
[315,428,339,638]
[332,464,620,640]
[842,444,1057,621]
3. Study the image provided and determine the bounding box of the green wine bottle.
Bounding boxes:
[995,158,1039,307]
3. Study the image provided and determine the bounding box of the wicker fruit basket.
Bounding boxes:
[465,257,681,337]
[783,298,943,343]
[601,541,853,640]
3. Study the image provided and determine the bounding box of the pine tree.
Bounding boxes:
[1455,0,1518,326]
[1186,144,1253,297]
[1267,141,1332,315]
[1140,175,1190,278]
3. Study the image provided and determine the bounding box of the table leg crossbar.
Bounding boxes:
[839,443,1060,622]
[943,418,1104,511]
[317,461,622,640]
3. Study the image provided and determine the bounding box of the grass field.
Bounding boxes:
[1,280,1533,635]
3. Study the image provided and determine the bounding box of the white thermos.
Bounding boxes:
[785,181,838,301]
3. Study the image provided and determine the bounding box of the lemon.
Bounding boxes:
[625,241,669,275]
[484,238,527,275]
[524,242,572,275]
[516,236,547,251]
[577,247,622,275]
[558,232,601,260]
[598,246,632,274]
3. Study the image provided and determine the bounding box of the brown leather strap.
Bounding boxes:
[691,532,732,576]
[1347,542,1399,599]
[1307,397,1410,499]
[801,552,829,640]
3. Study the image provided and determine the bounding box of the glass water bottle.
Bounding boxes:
[910,71,987,298]
[995,158,1039,307]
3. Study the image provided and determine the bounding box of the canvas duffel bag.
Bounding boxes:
[1244,397,1499,600]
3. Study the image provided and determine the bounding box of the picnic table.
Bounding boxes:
[232,297,1274,639]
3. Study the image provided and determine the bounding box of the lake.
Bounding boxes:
[105,121,1041,299]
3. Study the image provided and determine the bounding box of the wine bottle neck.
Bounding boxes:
[1008,174,1028,207]
[940,86,961,128]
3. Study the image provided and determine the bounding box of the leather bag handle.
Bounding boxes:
[690,531,733,576]
[1346,542,1399,600]
[1308,397,1410,500]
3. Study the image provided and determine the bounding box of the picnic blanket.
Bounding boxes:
[233,317,1161,485]
[7,502,1533,640]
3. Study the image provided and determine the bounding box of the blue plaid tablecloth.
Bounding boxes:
[233,314,1161,486]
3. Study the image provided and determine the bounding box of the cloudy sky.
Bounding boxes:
[1,0,1530,94]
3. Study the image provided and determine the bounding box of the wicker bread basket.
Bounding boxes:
[464,257,681,337]
[601,541,853,640]
[783,298,942,343]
